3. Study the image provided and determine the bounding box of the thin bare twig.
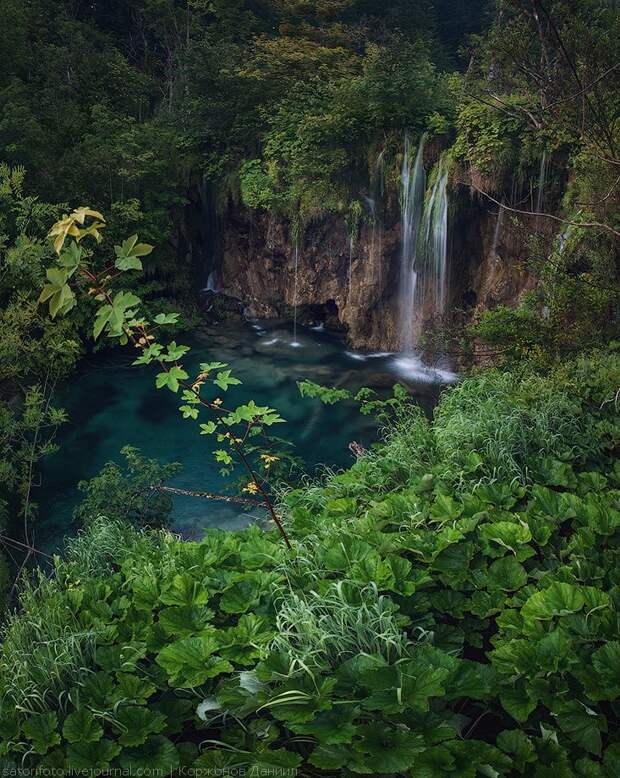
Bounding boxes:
[0,534,53,560]
[464,180,620,238]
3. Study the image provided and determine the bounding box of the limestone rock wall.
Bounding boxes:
[211,186,538,352]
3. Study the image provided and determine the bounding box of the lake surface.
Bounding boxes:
[37,320,454,549]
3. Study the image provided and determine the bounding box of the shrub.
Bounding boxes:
[433,369,595,484]
[72,446,182,529]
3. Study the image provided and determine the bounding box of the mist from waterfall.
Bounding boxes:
[399,133,427,351]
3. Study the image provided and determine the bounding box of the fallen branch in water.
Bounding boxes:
[149,485,261,507]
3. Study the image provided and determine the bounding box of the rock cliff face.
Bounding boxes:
[210,185,538,352]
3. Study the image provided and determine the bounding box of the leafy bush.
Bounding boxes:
[433,369,600,485]
[73,446,182,529]
[1,355,619,773]
[0,572,100,715]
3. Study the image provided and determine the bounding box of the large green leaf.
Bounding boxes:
[158,605,212,637]
[62,709,103,744]
[290,708,359,746]
[309,744,350,770]
[39,266,76,318]
[521,582,586,622]
[479,521,532,554]
[499,682,537,722]
[119,736,180,772]
[93,291,141,339]
[23,713,60,755]
[114,234,153,271]
[349,724,424,774]
[155,366,189,393]
[592,641,620,698]
[219,614,274,664]
[497,730,536,772]
[362,659,448,714]
[487,556,528,591]
[66,739,121,769]
[113,706,167,747]
[159,573,210,607]
[556,700,607,755]
[156,634,232,687]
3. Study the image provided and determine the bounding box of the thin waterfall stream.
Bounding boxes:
[536,151,550,229]
[348,235,354,301]
[292,242,300,346]
[493,202,505,257]
[399,133,427,351]
[398,134,450,356]
[420,154,450,319]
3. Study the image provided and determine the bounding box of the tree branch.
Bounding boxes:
[149,484,260,507]
[463,179,620,238]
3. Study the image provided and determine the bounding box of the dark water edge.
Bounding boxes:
[36,319,454,551]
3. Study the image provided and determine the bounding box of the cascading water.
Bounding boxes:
[492,202,505,257]
[367,149,386,272]
[399,133,427,351]
[348,235,354,301]
[536,151,549,227]
[205,270,218,292]
[397,133,452,360]
[420,154,450,319]
[292,242,301,346]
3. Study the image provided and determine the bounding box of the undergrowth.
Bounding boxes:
[0,352,619,775]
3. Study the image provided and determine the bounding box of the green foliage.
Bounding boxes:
[456,0,620,357]
[72,446,182,529]
[1,352,619,772]
[0,386,67,528]
[432,368,605,485]
[471,226,620,363]
[42,209,289,538]
[297,380,352,405]
[0,0,483,237]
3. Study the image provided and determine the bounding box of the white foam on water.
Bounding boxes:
[391,354,457,385]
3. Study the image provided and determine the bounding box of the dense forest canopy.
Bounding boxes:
[0,0,491,225]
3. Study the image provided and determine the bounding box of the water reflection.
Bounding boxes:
[38,320,454,547]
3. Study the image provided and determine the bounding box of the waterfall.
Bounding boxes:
[398,137,451,353]
[205,270,218,292]
[399,133,427,351]
[348,235,354,301]
[536,151,549,226]
[420,155,450,318]
[492,202,505,257]
[292,242,301,346]
[367,149,386,273]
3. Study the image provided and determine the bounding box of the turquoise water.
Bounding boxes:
[37,320,452,548]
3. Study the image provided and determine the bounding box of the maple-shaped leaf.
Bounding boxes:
[114,234,154,271]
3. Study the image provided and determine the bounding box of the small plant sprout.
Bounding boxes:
[40,208,291,547]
